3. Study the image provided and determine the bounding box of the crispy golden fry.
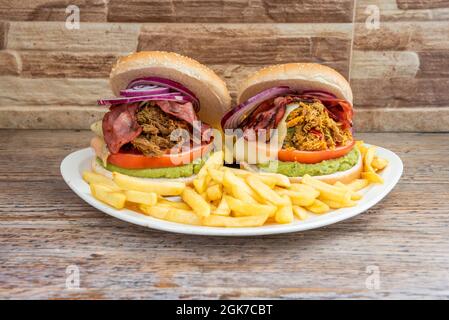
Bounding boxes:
[224,168,290,188]
[356,140,368,158]
[181,187,211,217]
[346,179,369,192]
[113,172,185,195]
[83,171,121,191]
[320,198,356,209]
[364,146,376,172]
[124,190,157,205]
[306,199,330,214]
[302,175,351,203]
[90,183,126,209]
[202,213,269,227]
[140,205,201,225]
[362,171,384,184]
[206,184,222,202]
[194,151,224,193]
[212,197,231,216]
[208,168,224,184]
[372,157,388,171]
[292,206,309,220]
[274,196,293,224]
[334,181,362,200]
[289,183,320,198]
[274,187,317,207]
[225,195,276,217]
[246,175,289,206]
[157,197,191,210]
[223,170,260,203]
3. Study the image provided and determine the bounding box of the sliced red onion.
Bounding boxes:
[120,85,170,97]
[98,94,192,106]
[127,77,200,112]
[221,86,292,129]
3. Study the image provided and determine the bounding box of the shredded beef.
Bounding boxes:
[131,103,191,156]
[282,100,352,151]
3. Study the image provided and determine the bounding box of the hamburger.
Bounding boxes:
[221,63,361,184]
[90,51,231,184]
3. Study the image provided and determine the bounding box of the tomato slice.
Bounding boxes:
[278,140,355,164]
[107,143,212,169]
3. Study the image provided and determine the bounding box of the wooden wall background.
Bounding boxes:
[0,0,448,131]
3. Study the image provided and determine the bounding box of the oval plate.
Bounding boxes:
[61,146,403,236]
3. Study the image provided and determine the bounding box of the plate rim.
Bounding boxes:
[60,146,403,236]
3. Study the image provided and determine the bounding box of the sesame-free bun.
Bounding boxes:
[110,51,231,128]
[237,63,353,105]
[240,151,362,185]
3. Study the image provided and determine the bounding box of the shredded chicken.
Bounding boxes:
[131,103,191,156]
[282,101,352,151]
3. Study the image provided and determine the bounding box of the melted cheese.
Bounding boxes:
[276,103,300,148]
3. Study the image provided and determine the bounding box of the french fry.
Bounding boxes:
[225,195,276,217]
[246,175,289,206]
[223,170,260,203]
[362,171,384,184]
[289,183,320,198]
[302,175,351,203]
[140,205,201,225]
[212,197,231,216]
[292,206,309,220]
[274,188,316,206]
[181,187,211,217]
[90,183,126,209]
[124,190,157,205]
[364,146,376,172]
[306,199,330,214]
[202,213,269,227]
[346,179,369,192]
[194,151,224,193]
[206,184,222,201]
[274,196,293,224]
[372,157,388,171]
[113,172,185,195]
[334,181,362,200]
[83,171,121,191]
[320,198,357,209]
[226,168,291,188]
[157,197,191,210]
[356,140,368,158]
[208,168,224,184]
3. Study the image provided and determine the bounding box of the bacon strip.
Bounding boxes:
[102,101,212,154]
[242,95,353,138]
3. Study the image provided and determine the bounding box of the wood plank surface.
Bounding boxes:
[0,130,448,299]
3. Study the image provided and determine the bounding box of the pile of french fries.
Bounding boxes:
[82,142,388,228]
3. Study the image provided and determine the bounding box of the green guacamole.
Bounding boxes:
[97,157,205,179]
[257,148,359,177]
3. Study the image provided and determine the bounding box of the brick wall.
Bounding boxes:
[0,0,448,131]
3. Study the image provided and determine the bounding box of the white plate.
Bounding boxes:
[61,146,403,236]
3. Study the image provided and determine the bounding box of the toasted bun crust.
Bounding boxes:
[91,158,196,185]
[240,150,362,185]
[110,51,231,128]
[238,63,353,105]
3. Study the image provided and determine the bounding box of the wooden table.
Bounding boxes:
[1,130,448,299]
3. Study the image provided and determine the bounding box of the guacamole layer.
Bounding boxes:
[257,148,359,177]
[97,157,205,179]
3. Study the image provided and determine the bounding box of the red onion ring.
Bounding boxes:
[98,94,192,106]
[127,77,200,112]
[221,86,292,129]
[120,85,170,97]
